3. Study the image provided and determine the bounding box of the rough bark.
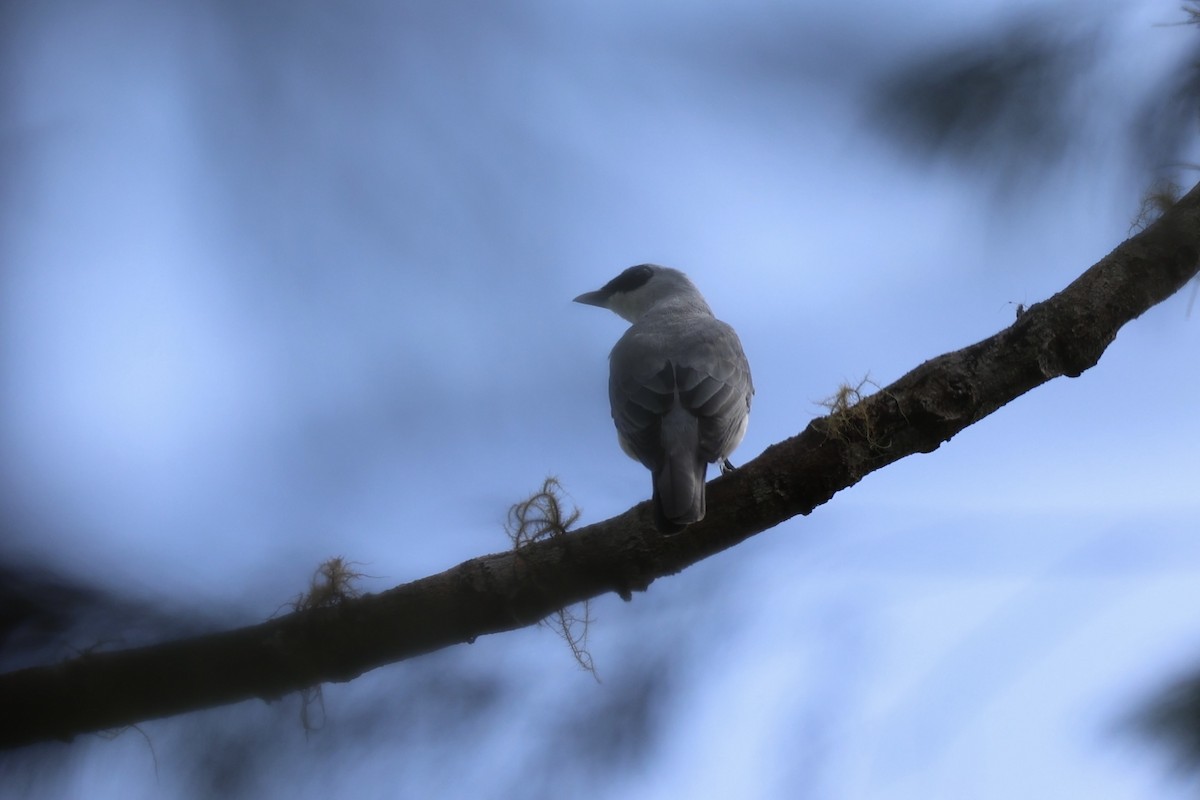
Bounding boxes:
[3,182,1199,750]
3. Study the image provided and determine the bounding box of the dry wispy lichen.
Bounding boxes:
[818,375,882,445]
[286,556,370,731]
[293,556,368,611]
[505,477,596,679]
[1131,179,1182,234]
[299,686,326,734]
[550,603,596,677]
[506,476,581,547]
[98,724,159,776]
[1128,178,1200,315]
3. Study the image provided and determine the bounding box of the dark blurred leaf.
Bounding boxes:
[1136,671,1200,772]
[0,558,211,671]
[871,13,1099,170]
[1132,47,1200,173]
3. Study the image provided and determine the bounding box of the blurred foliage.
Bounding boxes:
[1135,671,1200,773]
[871,8,1200,182]
[0,560,193,671]
[871,12,1097,169]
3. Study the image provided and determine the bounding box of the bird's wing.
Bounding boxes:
[608,319,752,468]
[609,337,675,470]
[675,319,753,462]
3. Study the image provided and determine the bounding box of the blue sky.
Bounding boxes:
[3,0,1200,797]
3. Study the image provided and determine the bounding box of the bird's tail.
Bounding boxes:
[652,406,707,533]
[652,456,707,533]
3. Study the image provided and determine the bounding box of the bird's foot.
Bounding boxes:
[719,458,736,475]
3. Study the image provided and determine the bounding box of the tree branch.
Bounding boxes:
[3,182,1200,750]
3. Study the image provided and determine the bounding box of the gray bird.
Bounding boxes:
[574,264,753,532]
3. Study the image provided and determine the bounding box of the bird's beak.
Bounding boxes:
[572,290,610,308]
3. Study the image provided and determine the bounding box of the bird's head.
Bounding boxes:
[573,264,708,323]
